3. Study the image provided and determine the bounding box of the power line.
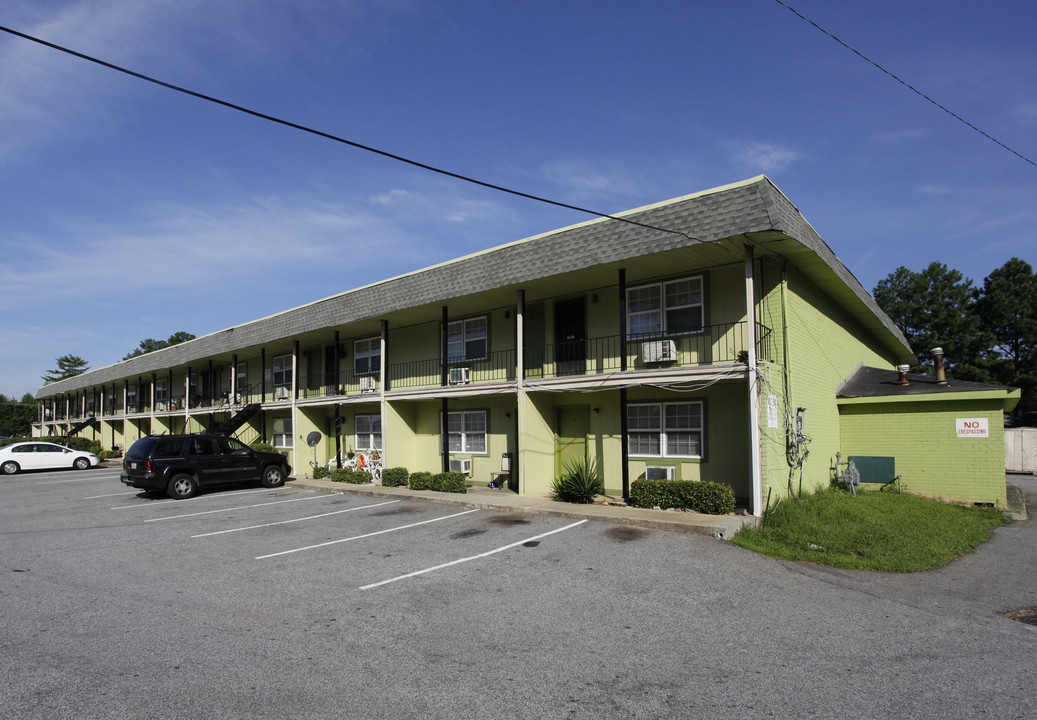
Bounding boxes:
[0,23,701,242]
[772,0,1037,169]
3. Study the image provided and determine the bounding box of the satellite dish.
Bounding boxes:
[306,431,322,448]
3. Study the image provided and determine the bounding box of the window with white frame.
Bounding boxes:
[627,401,703,458]
[155,379,168,402]
[272,354,292,388]
[447,316,487,362]
[127,385,137,408]
[627,275,703,337]
[444,409,487,454]
[354,337,381,376]
[272,416,292,448]
[355,414,382,451]
[236,362,248,392]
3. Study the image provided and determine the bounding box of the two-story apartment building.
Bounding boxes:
[35,176,1015,512]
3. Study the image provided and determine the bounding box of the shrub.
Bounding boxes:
[97,449,121,460]
[349,470,373,484]
[432,471,467,494]
[629,479,736,515]
[551,458,603,504]
[382,467,409,487]
[250,441,276,453]
[409,471,434,491]
[311,464,330,479]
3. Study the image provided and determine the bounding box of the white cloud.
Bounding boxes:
[730,142,800,172]
[538,158,644,201]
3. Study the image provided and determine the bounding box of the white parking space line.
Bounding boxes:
[145,494,328,522]
[255,508,480,560]
[39,473,117,485]
[109,487,286,510]
[359,519,588,591]
[191,499,401,538]
[85,491,141,499]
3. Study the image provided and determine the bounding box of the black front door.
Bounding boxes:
[554,297,586,376]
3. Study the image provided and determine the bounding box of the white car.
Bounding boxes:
[0,441,100,474]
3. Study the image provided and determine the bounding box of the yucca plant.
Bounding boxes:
[550,457,603,504]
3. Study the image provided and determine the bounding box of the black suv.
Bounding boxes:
[121,434,291,499]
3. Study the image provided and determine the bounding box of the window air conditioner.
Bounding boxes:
[449,458,472,475]
[274,386,290,400]
[449,367,471,385]
[359,375,376,393]
[642,340,678,363]
[645,465,675,481]
[155,401,167,412]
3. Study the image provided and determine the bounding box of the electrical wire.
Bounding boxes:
[772,0,1037,169]
[0,23,705,242]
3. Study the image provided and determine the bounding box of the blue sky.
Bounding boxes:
[1,0,1034,397]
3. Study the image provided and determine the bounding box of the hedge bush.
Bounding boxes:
[250,441,277,453]
[381,467,409,487]
[408,471,434,491]
[329,467,372,484]
[431,471,467,494]
[311,464,330,479]
[629,479,736,515]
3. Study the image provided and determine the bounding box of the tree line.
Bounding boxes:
[873,257,1036,415]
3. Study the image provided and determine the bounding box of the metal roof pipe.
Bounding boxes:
[897,364,910,385]
[932,347,948,385]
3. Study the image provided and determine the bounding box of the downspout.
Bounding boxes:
[745,246,762,516]
[380,320,388,471]
[516,289,525,495]
[441,307,450,473]
[619,268,629,498]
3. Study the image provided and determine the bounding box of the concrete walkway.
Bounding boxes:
[288,476,756,540]
[287,473,1031,540]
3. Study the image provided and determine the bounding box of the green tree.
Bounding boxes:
[0,393,37,437]
[41,354,90,384]
[122,331,196,360]
[975,258,1037,412]
[872,262,988,374]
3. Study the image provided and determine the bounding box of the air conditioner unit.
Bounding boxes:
[155,401,167,412]
[359,375,376,393]
[449,367,471,385]
[645,465,675,481]
[642,339,678,363]
[274,386,290,400]
[449,458,472,475]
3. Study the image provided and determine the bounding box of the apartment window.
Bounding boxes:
[355,414,382,451]
[272,354,292,388]
[272,416,292,449]
[155,379,168,402]
[236,363,248,392]
[627,401,703,458]
[127,386,137,410]
[444,410,487,454]
[354,338,381,376]
[447,316,487,362]
[627,276,703,337]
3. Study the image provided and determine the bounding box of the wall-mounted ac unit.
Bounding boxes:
[359,375,376,393]
[449,367,471,385]
[645,465,675,481]
[274,386,290,400]
[642,339,678,363]
[449,458,472,475]
[155,401,167,412]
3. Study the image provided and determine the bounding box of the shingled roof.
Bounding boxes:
[36,176,913,398]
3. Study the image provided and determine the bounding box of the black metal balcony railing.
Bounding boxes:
[389,349,517,390]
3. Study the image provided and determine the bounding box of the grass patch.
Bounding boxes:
[732,489,1010,572]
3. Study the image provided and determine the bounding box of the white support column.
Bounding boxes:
[516,290,526,495]
[379,320,389,474]
[745,245,763,516]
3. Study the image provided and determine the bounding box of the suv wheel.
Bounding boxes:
[168,474,198,500]
[261,465,285,488]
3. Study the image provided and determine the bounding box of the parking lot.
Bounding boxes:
[3,467,1035,719]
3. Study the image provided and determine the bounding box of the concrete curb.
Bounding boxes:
[287,477,757,540]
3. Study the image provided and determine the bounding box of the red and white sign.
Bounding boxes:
[956,418,989,438]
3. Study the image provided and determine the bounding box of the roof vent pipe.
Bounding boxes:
[897,365,910,385]
[932,347,948,385]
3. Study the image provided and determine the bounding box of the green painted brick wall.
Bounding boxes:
[839,399,1007,507]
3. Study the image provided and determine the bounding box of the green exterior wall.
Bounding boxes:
[838,398,1008,507]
